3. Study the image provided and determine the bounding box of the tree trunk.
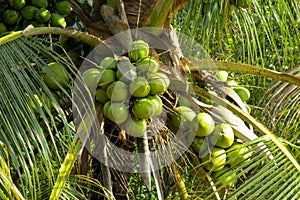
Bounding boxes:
[69,0,188,38]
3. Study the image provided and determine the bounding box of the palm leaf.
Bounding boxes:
[0,34,87,199]
[257,65,300,140]
[0,23,116,199]
[0,141,25,200]
[174,0,300,68]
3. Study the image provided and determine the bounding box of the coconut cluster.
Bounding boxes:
[82,40,170,138]
[170,102,252,187]
[0,0,74,35]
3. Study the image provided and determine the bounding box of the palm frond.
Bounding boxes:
[0,35,83,199]
[257,65,300,141]
[174,0,300,68]
[222,136,299,199]
[0,27,101,47]
[255,67,300,164]
[0,142,24,200]
[50,138,86,200]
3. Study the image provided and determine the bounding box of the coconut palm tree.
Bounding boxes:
[0,0,299,199]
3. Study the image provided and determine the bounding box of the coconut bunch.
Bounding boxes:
[79,40,255,184]
[168,64,254,188]
[190,124,253,187]
[0,0,74,35]
[82,40,170,138]
[170,97,253,188]
[194,73,252,188]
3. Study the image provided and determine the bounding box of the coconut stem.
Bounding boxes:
[137,133,152,193]
[171,163,189,199]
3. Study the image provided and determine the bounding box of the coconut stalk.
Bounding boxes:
[170,163,189,199]
[94,103,114,199]
[97,120,113,198]
[49,138,83,200]
[136,134,152,196]
[190,59,300,87]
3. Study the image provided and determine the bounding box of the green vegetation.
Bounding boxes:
[0,0,299,199]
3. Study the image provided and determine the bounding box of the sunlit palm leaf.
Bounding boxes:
[0,142,24,200]
[174,0,300,68]
[50,138,82,200]
[257,65,299,153]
